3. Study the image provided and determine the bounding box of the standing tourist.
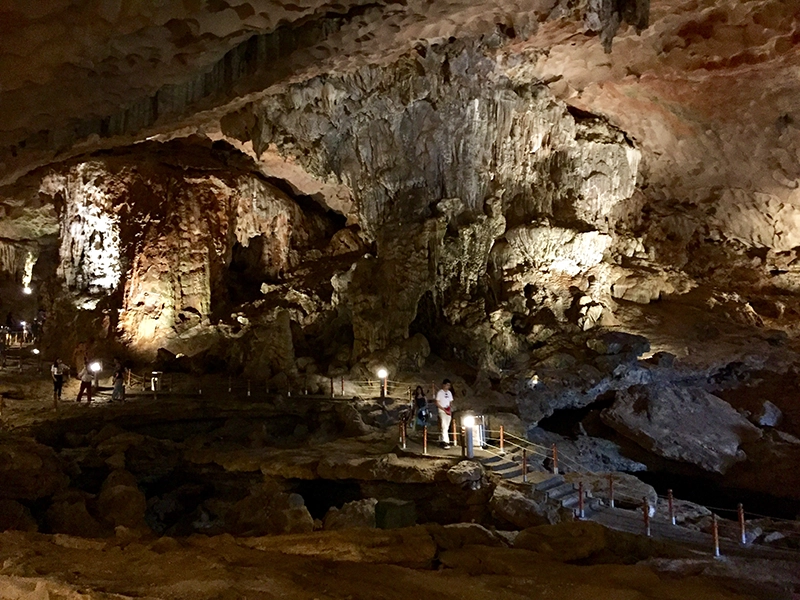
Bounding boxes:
[76,362,94,404]
[413,385,428,431]
[111,362,126,403]
[51,358,66,408]
[436,379,454,448]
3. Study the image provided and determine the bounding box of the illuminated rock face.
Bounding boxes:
[27,142,334,358]
[0,48,644,371]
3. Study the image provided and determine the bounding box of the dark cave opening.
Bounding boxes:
[291,479,363,520]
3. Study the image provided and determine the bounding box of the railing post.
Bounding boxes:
[712,514,721,557]
[668,489,676,525]
[330,377,334,398]
[578,481,585,519]
[499,425,505,455]
[461,427,466,457]
[399,421,406,449]
[552,443,559,475]
[452,418,458,449]
[738,503,746,545]
[522,449,528,483]
[642,497,651,537]
[341,376,344,396]
[423,426,428,455]
[608,474,615,508]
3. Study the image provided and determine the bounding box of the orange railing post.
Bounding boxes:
[423,426,428,455]
[668,489,675,525]
[499,425,505,454]
[713,514,721,557]
[552,443,559,475]
[608,474,615,508]
[642,498,651,537]
[452,419,458,448]
[522,449,528,483]
[738,503,746,545]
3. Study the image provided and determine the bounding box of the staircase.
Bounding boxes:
[480,454,603,520]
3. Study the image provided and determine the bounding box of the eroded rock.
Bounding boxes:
[602,384,762,474]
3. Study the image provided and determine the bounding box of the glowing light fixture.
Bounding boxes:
[377,368,388,398]
[22,286,32,295]
[20,321,26,328]
[462,415,475,428]
[32,348,40,355]
[89,362,102,373]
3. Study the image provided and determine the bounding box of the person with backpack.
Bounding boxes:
[412,385,429,430]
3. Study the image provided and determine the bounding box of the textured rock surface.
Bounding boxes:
[0,433,68,501]
[602,383,763,473]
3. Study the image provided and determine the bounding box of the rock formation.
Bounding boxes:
[2,0,800,596]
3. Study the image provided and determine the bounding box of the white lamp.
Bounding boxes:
[377,368,388,397]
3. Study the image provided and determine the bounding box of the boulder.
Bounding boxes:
[601,384,762,474]
[97,470,148,531]
[334,403,373,436]
[0,432,68,500]
[0,499,38,532]
[225,483,314,536]
[446,460,484,486]
[323,498,377,530]
[756,401,782,428]
[489,481,561,528]
[45,490,107,538]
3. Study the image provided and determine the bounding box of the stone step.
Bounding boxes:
[534,475,565,492]
[546,482,577,500]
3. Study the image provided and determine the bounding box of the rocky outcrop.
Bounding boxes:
[0,433,68,501]
[601,383,762,474]
[323,498,377,530]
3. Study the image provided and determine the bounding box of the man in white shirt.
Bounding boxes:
[436,379,454,448]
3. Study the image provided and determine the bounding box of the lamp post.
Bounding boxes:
[377,368,388,398]
[462,414,475,459]
[90,361,102,390]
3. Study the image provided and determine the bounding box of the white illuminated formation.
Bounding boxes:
[44,165,122,301]
[21,250,36,291]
